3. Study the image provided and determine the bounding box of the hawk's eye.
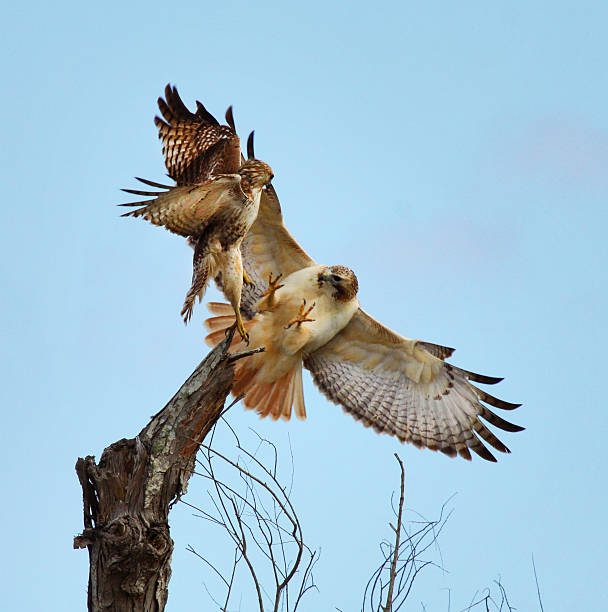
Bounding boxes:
[331,274,342,282]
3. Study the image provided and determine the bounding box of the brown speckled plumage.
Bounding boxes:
[155,84,241,185]
[121,85,273,332]
[330,265,359,302]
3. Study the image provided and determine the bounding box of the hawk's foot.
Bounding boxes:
[224,318,250,345]
[235,310,250,344]
[285,299,316,329]
[261,272,284,304]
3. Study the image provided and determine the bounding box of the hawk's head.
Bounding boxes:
[318,265,359,302]
[239,130,274,192]
[239,159,274,190]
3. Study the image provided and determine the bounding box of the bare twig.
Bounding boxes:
[228,346,266,363]
[361,456,453,612]
[532,555,545,612]
[383,454,405,611]
[185,419,318,611]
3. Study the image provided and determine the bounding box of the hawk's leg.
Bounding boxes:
[261,273,284,308]
[219,247,249,344]
[285,299,316,329]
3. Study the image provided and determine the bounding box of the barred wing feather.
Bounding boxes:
[304,309,522,461]
[120,176,244,236]
[155,84,241,185]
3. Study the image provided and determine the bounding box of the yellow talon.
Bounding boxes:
[261,272,284,306]
[285,299,316,329]
[235,311,250,344]
[243,269,254,286]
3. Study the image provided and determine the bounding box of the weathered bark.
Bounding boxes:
[74,331,260,611]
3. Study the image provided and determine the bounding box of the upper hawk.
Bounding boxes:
[120,84,273,340]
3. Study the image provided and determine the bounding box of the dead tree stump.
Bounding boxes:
[74,331,258,611]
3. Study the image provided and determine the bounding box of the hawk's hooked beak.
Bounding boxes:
[318,271,340,287]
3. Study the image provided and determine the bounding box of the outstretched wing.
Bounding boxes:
[120,176,244,236]
[304,309,523,461]
[239,185,316,317]
[155,84,241,185]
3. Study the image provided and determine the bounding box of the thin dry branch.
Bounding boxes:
[458,579,515,612]
[361,456,451,612]
[532,555,545,612]
[383,454,405,612]
[185,419,318,611]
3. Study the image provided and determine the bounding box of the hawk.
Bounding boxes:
[204,186,523,461]
[120,84,273,340]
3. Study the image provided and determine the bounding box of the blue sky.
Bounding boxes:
[2,1,607,609]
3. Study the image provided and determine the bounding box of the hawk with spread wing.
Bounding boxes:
[204,186,523,462]
[120,84,273,340]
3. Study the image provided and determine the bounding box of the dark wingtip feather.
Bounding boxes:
[135,176,172,189]
[121,188,161,196]
[456,367,503,385]
[474,422,511,454]
[117,195,153,207]
[480,407,525,432]
[472,385,522,410]
[195,100,220,125]
[472,443,498,462]
[166,84,181,108]
[458,447,473,461]
[247,130,255,159]
[154,115,167,131]
[157,97,171,121]
[225,106,236,132]
[471,374,503,385]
